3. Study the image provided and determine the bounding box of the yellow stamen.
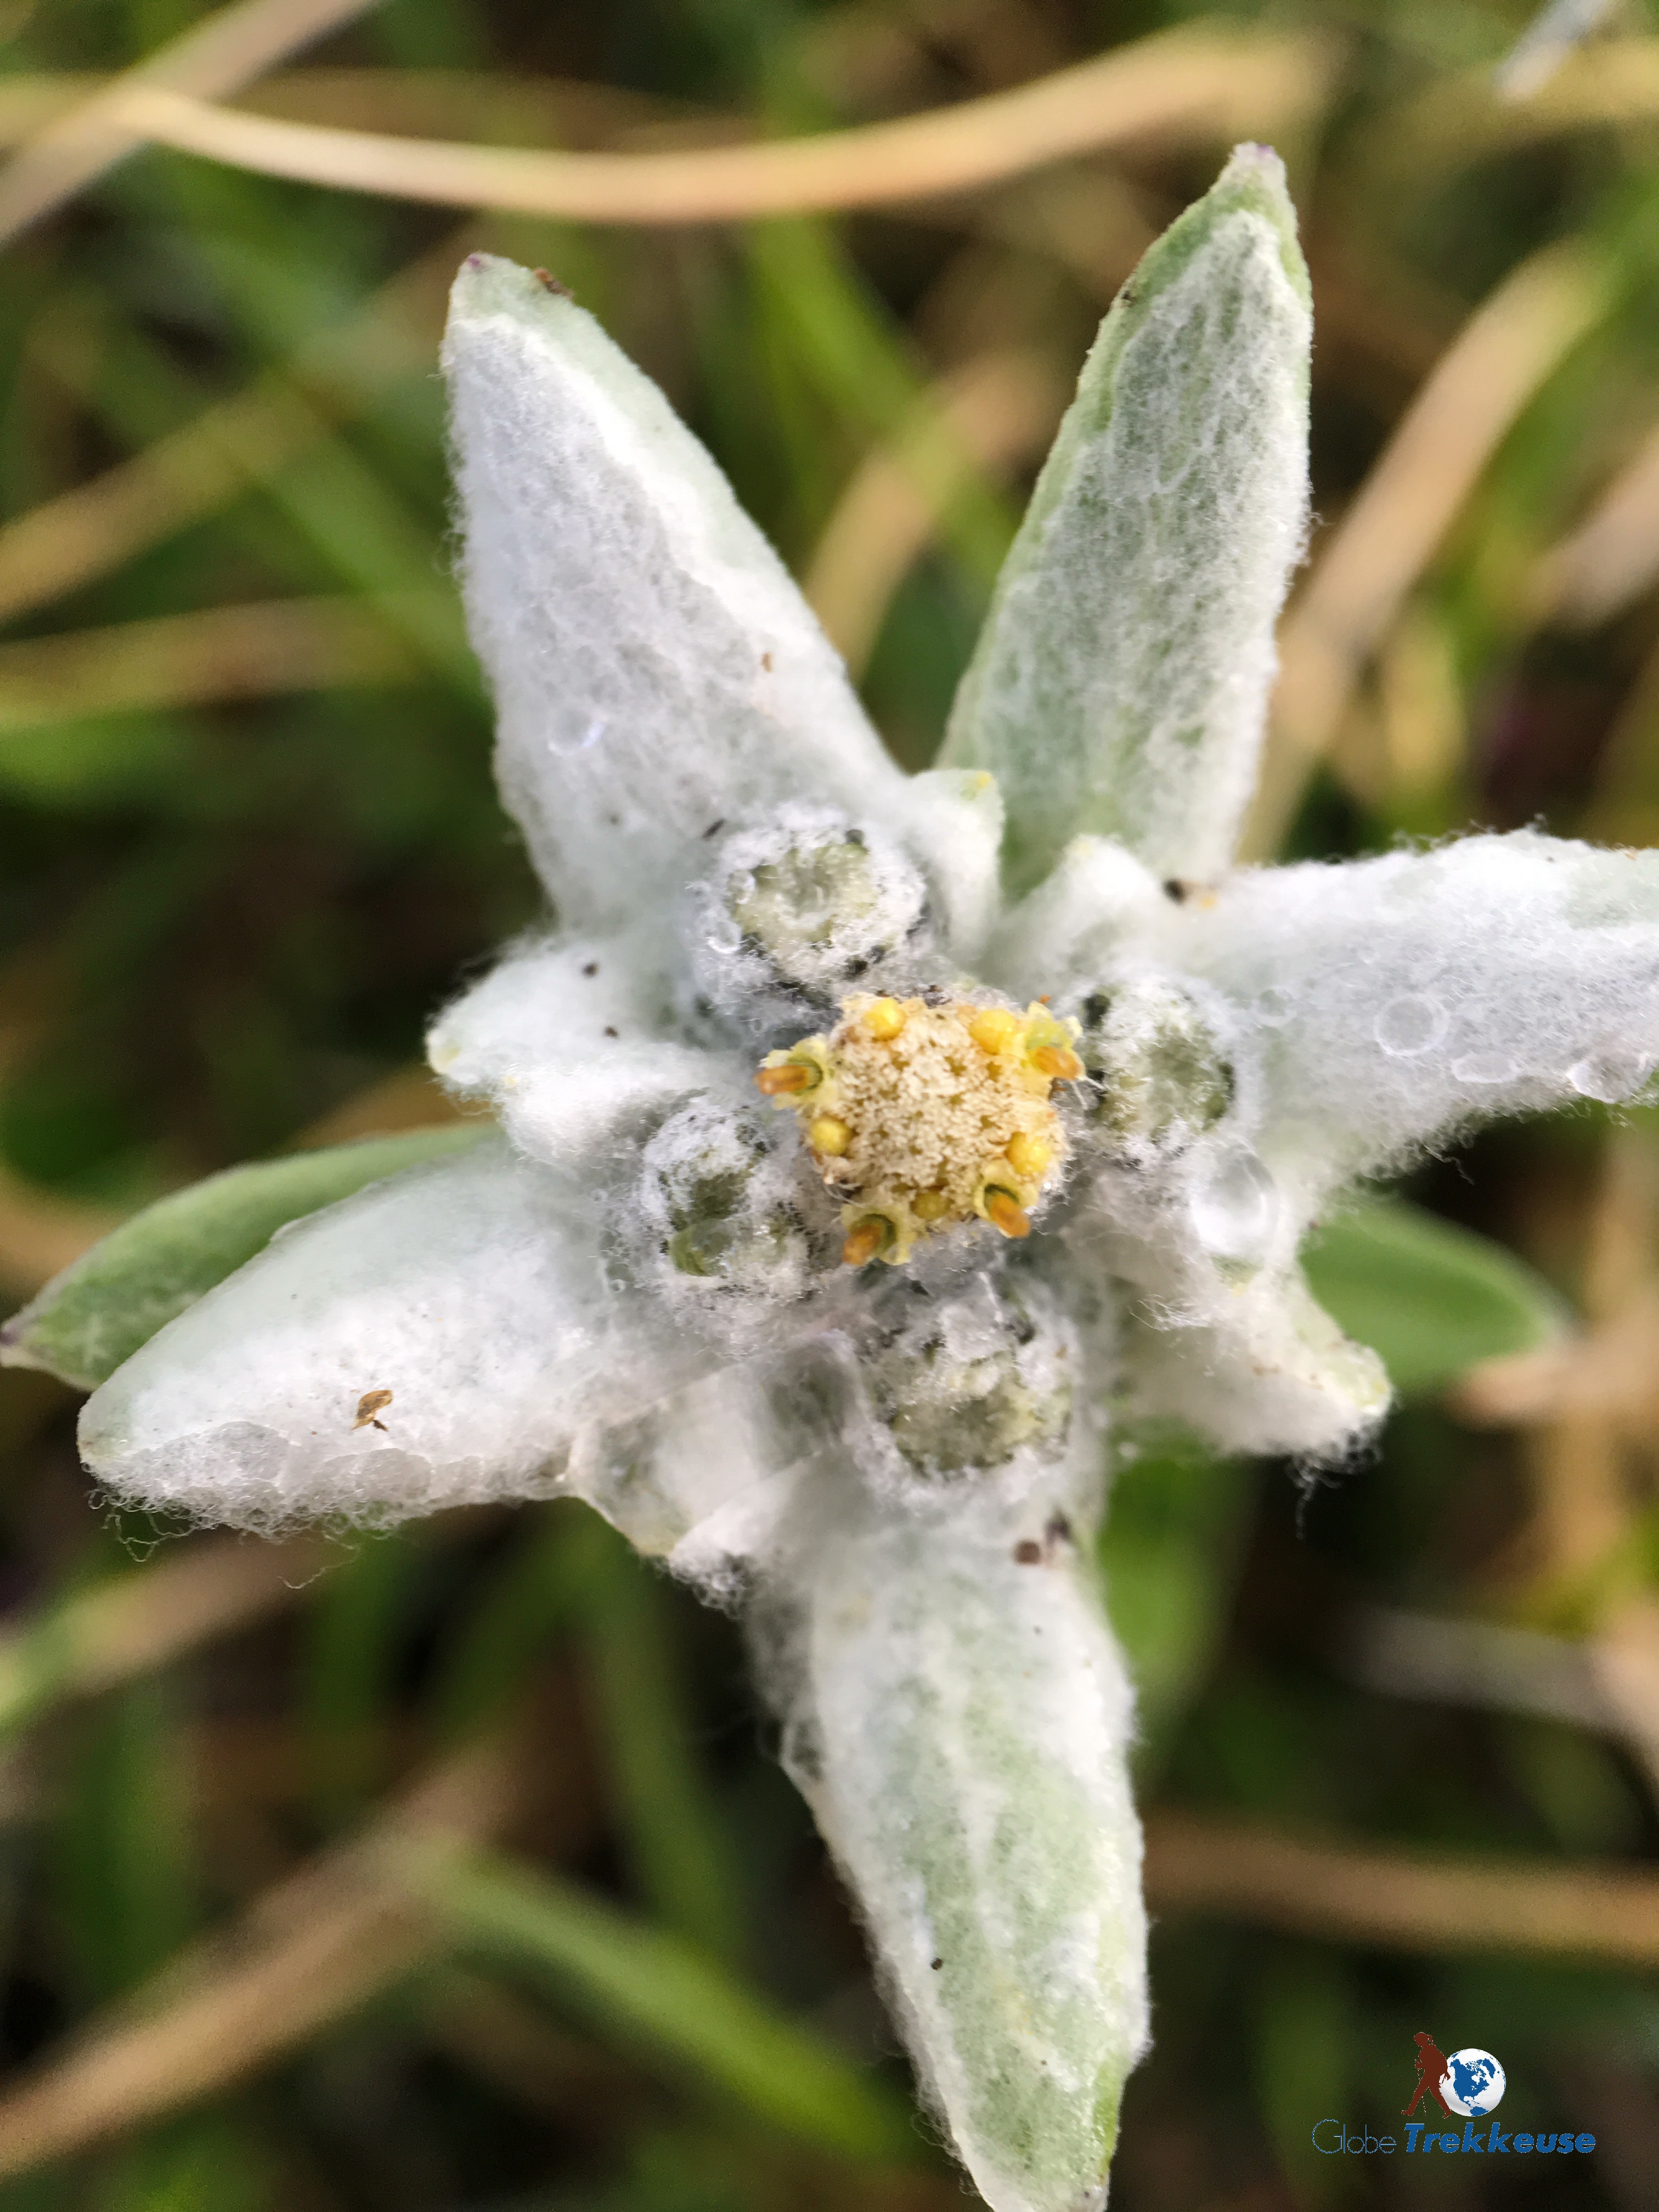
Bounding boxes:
[862,996,906,1041]
[809,1114,851,1156]
[913,1188,950,1223]
[1030,1043,1084,1083]
[755,1060,816,1097]
[968,1007,1022,1056]
[983,1188,1031,1239]
[842,1218,888,1267]
[1004,1130,1051,1180]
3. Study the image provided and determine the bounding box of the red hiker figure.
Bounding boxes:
[1403,2032,1454,2118]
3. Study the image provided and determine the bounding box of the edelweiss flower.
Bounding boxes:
[8,145,1659,2212]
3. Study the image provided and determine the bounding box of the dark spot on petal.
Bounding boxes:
[1013,1539,1042,1565]
[930,1957,944,1970]
[603,1025,619,1038]
[582,961,599,977]
[703,818,726,839]
[532,266,572,296]
[1163,878,1189,902]
[1045,1513,1073,1550]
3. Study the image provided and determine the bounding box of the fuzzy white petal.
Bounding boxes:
[889,767,1007,970]
[577,1333,865,1596]
[80,1136,721,1532]
[428,927,715,1170]
[1073,1158,1389,1463]
[1119,1259,1389,1460]
[988,834,1167,1002]
[774,1481,1148,2212]
[1177,830,1659,1191]
[943,147,1310,891]
[443,256,904,926]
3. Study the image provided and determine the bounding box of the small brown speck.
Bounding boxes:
[760,651,774,671]
[930,1957,944,1970]
[1162,878,1189,903]
[1013,1539,1042,1565]
[702,818,726,839]
[1044,1513,1073,1551]
[532,267,572,297]
[603,1025,619,1038]
[582,961,599,977]
[353,1387,393,1432]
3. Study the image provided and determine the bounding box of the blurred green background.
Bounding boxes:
[2,1,1659,2205]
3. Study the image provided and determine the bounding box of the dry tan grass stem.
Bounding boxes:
[1146,1813,1659,1963]
[101,27,1336,225]
[1245,242,1605,857]
[0,1742,521,2176]
[0,596,427,731]
[1374,36,1659,184]
[0,1533,332,1736]
[0,1166,117,1301]
[0,235,461,629]
[0,0,384,247]
[805,349,1068,675]
[1531,419,1659,627]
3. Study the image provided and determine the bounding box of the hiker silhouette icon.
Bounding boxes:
[1402,2032,1453,2118]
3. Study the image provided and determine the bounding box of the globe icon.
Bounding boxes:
[1441,2049,1505,2117]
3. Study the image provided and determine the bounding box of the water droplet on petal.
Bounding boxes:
[551,714,608,757]
[1189,1146,1278,1272]
[1375,994,1446,1058]
[1567,1048,1655,1104]
[1453,1050,1515,1085]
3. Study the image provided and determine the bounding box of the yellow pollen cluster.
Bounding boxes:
[755,993,1084,1266]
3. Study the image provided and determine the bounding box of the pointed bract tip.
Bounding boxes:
[1217,140,1290,199]
[446,251,580,331]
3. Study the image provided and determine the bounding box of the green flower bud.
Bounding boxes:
[1076,978,1235,1156]
[870,1277,1072,1480]
[692,805,932,1032]
[634,1097,828,1314]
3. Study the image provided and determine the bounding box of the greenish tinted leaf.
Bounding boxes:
[1301,1197,1562,1396]
[943,144,1311,891]
[794,1507,1146,2212]
[0,715,206,808]
[433,1503,595,1738]
[581,1522,747,1971]
[1254,1959,1353,2209]
[1102,1430,1253,1764]
[58,1680,195,2001]
[303,1531,427,1827]
[1,1125,488,1391]
[415,1844,916,2163]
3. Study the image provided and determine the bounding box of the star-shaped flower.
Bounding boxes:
[8,145,1659,2212]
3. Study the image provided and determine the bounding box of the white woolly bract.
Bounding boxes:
[625,1090,845,1349]
[944,146,1310,892]
[771,1482,1148,2212]
[78,1138,723,1532]
[442,256,903,928]
[1175,829,1659,1194]
[890,767,1007,970]
[685,803,933,1039]
[428,926,715,1173]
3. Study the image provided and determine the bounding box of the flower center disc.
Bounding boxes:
[756,994,1083,1265]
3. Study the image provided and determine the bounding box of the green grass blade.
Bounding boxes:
[414,1843,917,2163]
[1301,1196,1562,1396]
[1,1126,487,1390]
